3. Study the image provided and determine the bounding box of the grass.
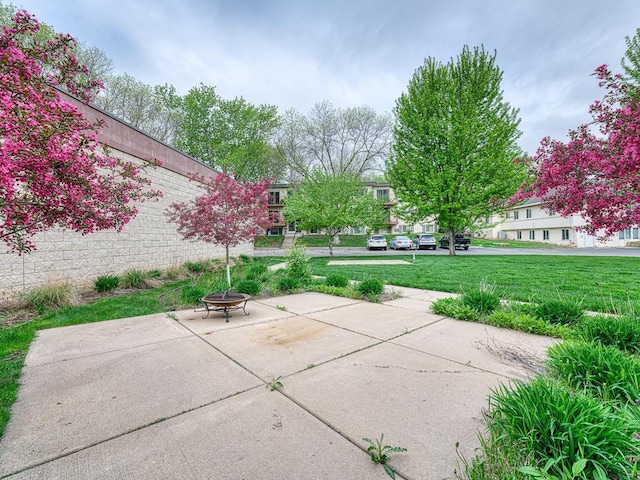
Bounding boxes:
[308,255,640,314]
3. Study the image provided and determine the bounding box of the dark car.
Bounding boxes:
[439,233,471,250]
[412,234,437,250]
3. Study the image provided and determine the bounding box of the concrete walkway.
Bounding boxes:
[0,288,556,479]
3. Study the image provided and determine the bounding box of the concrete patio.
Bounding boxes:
[0,289,556,479]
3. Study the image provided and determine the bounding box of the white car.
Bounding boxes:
[389,236,413,250]
[367,235,388,250]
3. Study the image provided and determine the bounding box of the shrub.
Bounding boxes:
[487,311,571,338]
[308,284,359,299]
[488,376,640,479]
[285,244,311,280]
[546,341,640,404]
[163,264,188,280]
[180,284,206,305]
[23,282,75,309]
[357,277,384,300]
[431,297,479,322]
[184,261,209,273]
[94,275,120,293]
[278,276,298,293]
[462,282,501,313]
[575,314,640,354]
[535,299,583,325]
[146,269,162,279]
[325,273,349,288]
[238,253,251,263]
[120,270,148,289]
[235,279,261,296]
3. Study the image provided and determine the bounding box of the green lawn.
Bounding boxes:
[308,254,640,314]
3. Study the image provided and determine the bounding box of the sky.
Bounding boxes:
[9,0,640,154]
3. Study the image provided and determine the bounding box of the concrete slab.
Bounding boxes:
[5,389,390,480]
[382,296,437,312]
[409,290,460,301]
[201,316,379,378]
[25,313,191,366]
[258,291,362,315]
[305,301,443,340]
[384,285,429,297]
[174,301,296,335]
[283,341,506,480]
[393,317,557,378]
[327,259,412,265]
[0,336,261,476]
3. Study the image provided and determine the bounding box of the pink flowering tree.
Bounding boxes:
[512,65,640,238]
[166,173,274,289]
[0,11,161,253]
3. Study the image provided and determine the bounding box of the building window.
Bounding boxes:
[562,229,570,240]
[268,191,280,205]
[422,224,434,233]
[634,228,639,240]
[619,228,631,240]
[529,230,535,240]
[526,208,532,219]
[398,225,412,234]
[517,231,522,240]
[543,230,549,240]
[548,209,555,216]
[505,211,511,219]
[514,211,519,220]
[376,189,389,201]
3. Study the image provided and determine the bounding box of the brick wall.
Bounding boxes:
[0,93,252,298]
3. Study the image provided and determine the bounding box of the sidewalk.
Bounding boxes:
[0,288,556,479]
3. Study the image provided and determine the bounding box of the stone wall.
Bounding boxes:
[0,93,252,298]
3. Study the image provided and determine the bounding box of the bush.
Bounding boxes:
[285,244,311,280]
[431,297,479,322]
[325,273,349,288]
[575,314,640,354]
[488,376,640,479]
[235,279,261,296]
[23,282,75,309]
[546,341,640,404]
[535,299,583,325]
[120,270,148,289]
[487,311,571,338]
[94,275,120,293]
[278,276,298,293]
[308,284,358,299]
[462,282,501,313]
[356,277,384,299]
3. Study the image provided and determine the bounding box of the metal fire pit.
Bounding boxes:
[201,292,251,322]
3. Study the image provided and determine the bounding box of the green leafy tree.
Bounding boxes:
[174,84,283,181]
[283,170,387,256]
[387,45,524,255]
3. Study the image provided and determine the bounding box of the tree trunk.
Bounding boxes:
[448,227,456,256]
[225,244,231,289]
[328,233,334,257]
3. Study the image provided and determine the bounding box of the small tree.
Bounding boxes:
[512,65,640,238]
[283,170,387,256]
[0,10,160,253]
[166,173,273,289]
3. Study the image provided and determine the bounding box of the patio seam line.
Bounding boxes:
[0,385,265,479]
[23,334,194,368]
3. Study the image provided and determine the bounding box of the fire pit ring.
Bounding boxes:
[201,292,251,322]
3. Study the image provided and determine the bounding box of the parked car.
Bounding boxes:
[412,234,437,250]
[439,233,471,250]
[389,235,413,250]
[367,235,387,250]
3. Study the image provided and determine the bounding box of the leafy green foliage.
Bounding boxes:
[277,276,298,293]
[244,263,268,282]
[462,282,501,313]
[487,311,571,338]
[431,297,479,322]
[363,434,407,479]
[357,277,384,300]
[325,273,349,288]
[185,261,209,273]
[546,341,640,403]
[488,377,640,479]
[94,275,120,293]
[235,279,261,296]
[266,375,283,391]
[120,270,148,289]
[535,300,584,325]
[283,170,387,256]
[388,45,524,254]
[574,314,640,354]
[180,284,206,305]
[285,243,311,280]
